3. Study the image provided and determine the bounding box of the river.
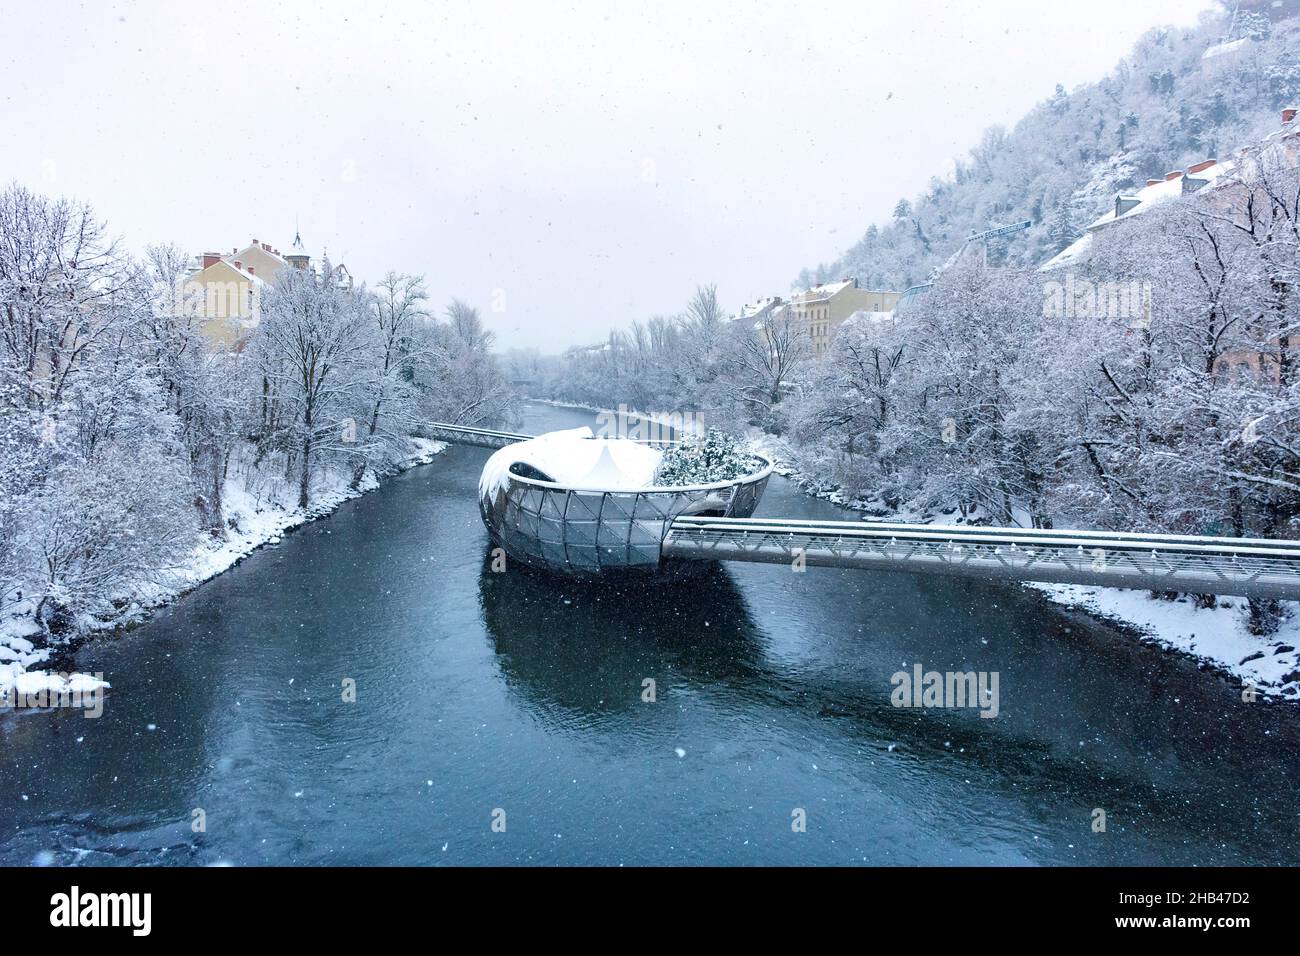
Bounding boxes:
[2,402,1298,865]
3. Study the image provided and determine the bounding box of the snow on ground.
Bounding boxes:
[1030,583,1300,698]
[0,437,446,706]
[746,429,1300,699]
[178,436,446,590]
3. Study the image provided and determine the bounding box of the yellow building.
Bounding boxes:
[231,239,290,284]
[791,279,902,356]
[185,231,351,350]
[185,254,265,349]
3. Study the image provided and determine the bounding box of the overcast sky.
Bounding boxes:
[3,0,1216,351]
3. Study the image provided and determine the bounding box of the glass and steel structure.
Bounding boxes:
[479,442,773,576]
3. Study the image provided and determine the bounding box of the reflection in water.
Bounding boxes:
[480,555,769,722]
[480,549,1300,864]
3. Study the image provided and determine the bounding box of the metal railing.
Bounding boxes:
[662,516,1300,600]
[425,421,533,449]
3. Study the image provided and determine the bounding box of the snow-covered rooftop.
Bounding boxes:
[844,309,895,324]
[479,427,663,499]
[740,296,783,317]
[1201,36,1248,60]
[188,257,266,286]
[1041,160,1233,271]
[794,279,855,302]
[233,241,286,265]
[1042,110,1300,272]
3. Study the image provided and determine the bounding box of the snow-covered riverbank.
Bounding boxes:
[746,432,1300,700]
[0,437,446,706]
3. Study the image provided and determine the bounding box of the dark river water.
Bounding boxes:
[3,402,1298,866]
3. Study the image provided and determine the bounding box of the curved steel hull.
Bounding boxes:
[479,471,770,576]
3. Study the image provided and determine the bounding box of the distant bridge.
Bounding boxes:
[425,421,533,450]
[431,421,1300,599]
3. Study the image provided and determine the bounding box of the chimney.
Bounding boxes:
[201,251,221,268]
[1187,159,1216,174]
[1284,108,1297,125]
[1146,179,1162,187]
[1165,170,1183,181]
[234,260,242,271]
[248,266,255,276]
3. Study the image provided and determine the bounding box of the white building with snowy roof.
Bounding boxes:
[1042,108,1299,273]
[788,278,902,357]
[1041,158,1233,271]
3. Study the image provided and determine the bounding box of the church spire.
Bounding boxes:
[286,222,310,267]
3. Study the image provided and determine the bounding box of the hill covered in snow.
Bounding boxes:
[797,7,1300,289]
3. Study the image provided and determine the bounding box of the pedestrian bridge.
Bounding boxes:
[426,421,534,449]
[430,421,1300,599]
[662,516,1300,601]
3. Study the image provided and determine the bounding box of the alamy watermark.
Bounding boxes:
[151,279,261,325]
[2,672,106,718]
[1043,274,1151,328]
[50,886,150,936]
[890,662,1000,718]
[594,404,704,442]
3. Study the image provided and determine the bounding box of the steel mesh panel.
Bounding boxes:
[481,466,770,576]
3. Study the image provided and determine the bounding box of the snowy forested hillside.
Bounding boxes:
[796,8,1300,290]
[527,6,1300,670]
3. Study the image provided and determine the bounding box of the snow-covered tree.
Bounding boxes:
[346,272,431,485]
[725,304,809,425]
[251,259,374,508]
[1047,200,1080,254]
